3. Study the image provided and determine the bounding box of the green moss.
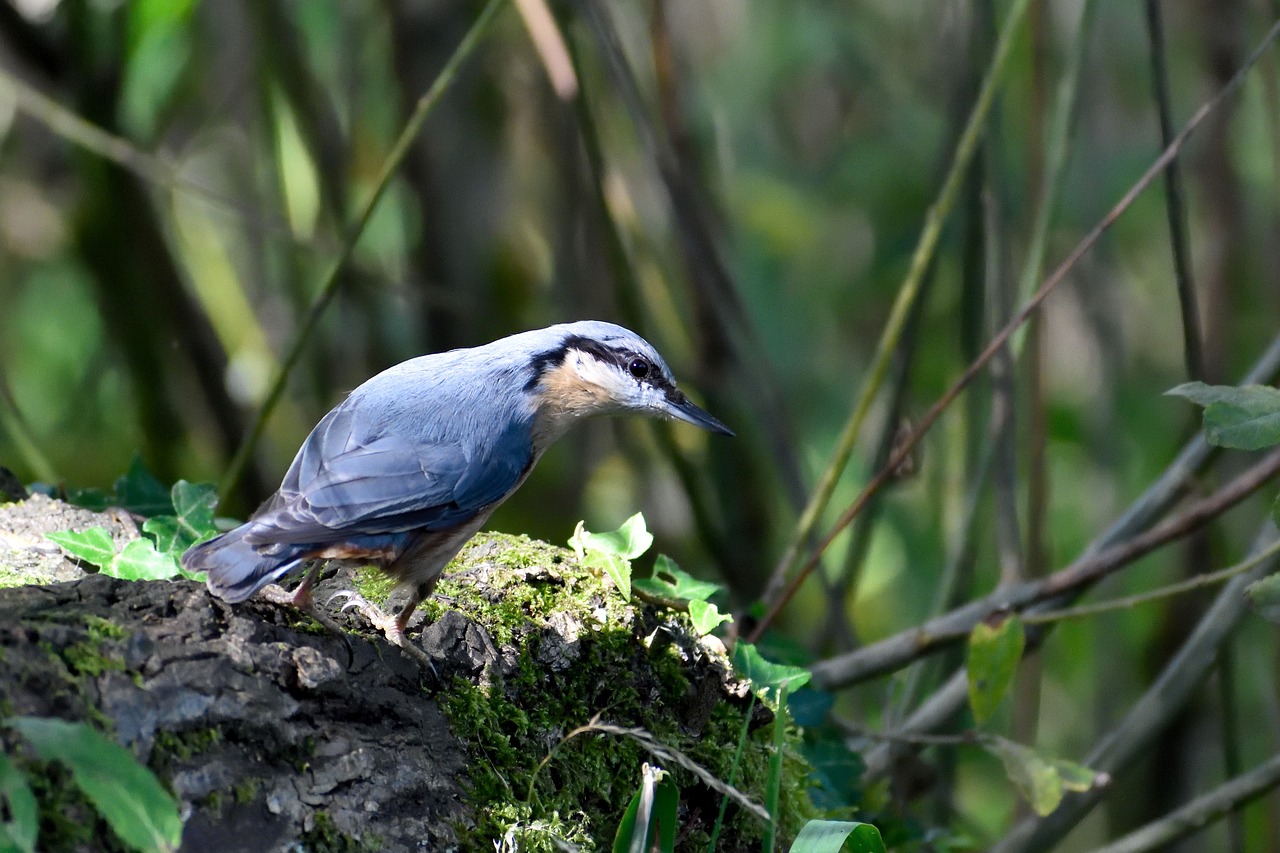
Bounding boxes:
[0,563,53,588]
[153,727,223,762]
[432,533,814,851]
[83,615,128,641]
[233,777,261,805]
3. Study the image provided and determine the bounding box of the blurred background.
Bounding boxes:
[2,0,1280,849]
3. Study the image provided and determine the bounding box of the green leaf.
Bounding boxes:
[1051,757,1105,793]
[583,551,631,600]
[46,528,118,569]
[1245,574,1280,624]
[967,613,1025,725]
[732,642,811,698]
[612,764,677,853]
[801,737,864,810]
[113,457,173,517]
[789,820,886,853]
[688,600,731,635]
[65,487,112,512]
[569,513,653,561]
[0,752,37,853]
[984,736,1064,817]
[142,481,218,555]
[1167,382,1280,450]
[632,554,723,603]
[46,530,181,581]
[113,540,182,581]
[9,717,183,853]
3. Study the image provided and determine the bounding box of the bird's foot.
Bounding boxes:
[327,590,437,672]
[260,583,346,636]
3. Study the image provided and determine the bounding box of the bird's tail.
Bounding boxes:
[182,525,307,603]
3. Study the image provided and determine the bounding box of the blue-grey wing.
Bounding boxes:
[246,405,531,546]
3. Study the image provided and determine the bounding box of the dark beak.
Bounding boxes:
[664,391,735,436]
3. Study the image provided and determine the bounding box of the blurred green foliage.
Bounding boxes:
[2,0,1280,849]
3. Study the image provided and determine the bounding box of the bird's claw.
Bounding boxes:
[325,589,437,674]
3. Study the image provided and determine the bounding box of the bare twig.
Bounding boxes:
[576,0,807,514]
[533,717,769,822]
[751,15,1280,642]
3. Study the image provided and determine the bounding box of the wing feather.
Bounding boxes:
[247,395,532,547]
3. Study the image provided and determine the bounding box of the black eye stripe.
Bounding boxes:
[526,335,674,392]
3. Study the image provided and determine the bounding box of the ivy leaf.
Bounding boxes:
[688,600,731,635]
[112,457,173,516]
[789,820,886,853]
[967,613,1025,725]
[1245,574,1280,624]
[46,529,181,581]
[9,717,183,853]
[142,481,218,555]
[732,642,811,698]
[64,487,112,512]
[1167,383,1280,450]
[633,554,723,603]
[113,540,182,581]
[46,528,118,568]
[0,751,37,853]
[569,513,653,561]
[583,551,631,600]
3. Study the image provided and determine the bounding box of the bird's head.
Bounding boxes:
[525,321,734,441]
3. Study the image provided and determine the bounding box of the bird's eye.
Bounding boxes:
[628,358,651,380]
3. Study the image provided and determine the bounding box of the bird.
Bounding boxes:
[182,321,733,664]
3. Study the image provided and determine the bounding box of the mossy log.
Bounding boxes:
[0,496,801,852]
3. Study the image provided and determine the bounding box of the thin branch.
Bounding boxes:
[514,0,578,99]
[1089,753,1280,853]
[750,16,1280,642]
[809,447,1280,689]
[1144,0,1205,380]
[218,0,507,502]
[535,717,769,822]
[1024,537,1280,625]
[992,528,1280,852]
[861,333,1280,781]
[762,0,1034,608]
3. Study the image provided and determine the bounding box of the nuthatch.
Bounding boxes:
[182,321,732,662]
